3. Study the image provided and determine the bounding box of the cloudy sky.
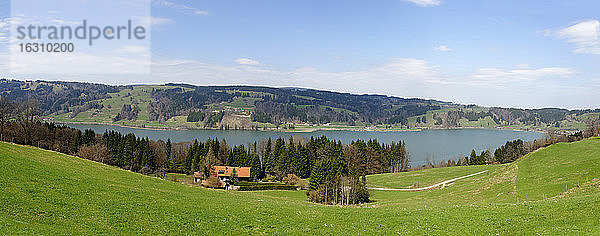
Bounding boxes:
[1,0,599,109]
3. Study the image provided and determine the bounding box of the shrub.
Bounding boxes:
[283,174,301,185]
[262,175,277,182]
[232,181,296,191]
[206,176,222,188]
[76,143,110,164]
[296,179,309,190]
[237,184,296,191]
[140,166,153,175]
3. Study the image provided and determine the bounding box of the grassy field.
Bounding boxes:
[367,164,499,189]
[1,138,600,234]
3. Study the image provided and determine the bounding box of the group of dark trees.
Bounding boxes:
[464,149,491,166]
[493,140,527,164]
[113,104,140,122]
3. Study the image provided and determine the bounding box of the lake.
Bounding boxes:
[66,124,544,166]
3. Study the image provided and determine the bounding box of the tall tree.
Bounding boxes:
[17,99,40,145]
[165,138,172,164]
[0,97,15,141]
[469,149,477,165]
[263,138,273,174]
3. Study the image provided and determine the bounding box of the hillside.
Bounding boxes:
[2,138,600,234]
[1,79,598,131]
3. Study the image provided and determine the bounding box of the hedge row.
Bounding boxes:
[236,184,297,191]
[234,181,288,187]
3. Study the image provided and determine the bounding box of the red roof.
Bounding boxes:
[210,166,251,178]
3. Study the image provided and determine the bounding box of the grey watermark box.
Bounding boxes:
[10,0,151,75]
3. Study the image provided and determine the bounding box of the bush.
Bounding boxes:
[140,166,153,175]
[262,175,277,182]
[76,143,111,164]
[296,179,309,190]
[237,184,296,191]
[233,181,296,191]
[205,176,222,188]
[283,174,301,185]
[232,181,255,186]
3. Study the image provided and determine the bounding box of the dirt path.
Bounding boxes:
[368,170,489,192]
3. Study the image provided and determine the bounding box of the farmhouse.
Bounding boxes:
[198,166,251,190]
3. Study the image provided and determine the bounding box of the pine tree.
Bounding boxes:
[165,138,172,164]
[273,137,285,163]
[249,152,262,180]
[469,149,477,165]
[191,140,201,172]
[295,144,312,178]
[122,133,137,169]
[184,140,196,173]
[263,138,273,174]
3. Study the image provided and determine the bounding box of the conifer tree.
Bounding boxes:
[469,149,477,165]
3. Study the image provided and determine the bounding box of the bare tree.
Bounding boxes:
[77,143,111,163]
[0,97,15,141]
[17,99,40,145]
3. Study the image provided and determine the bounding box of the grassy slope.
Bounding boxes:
[2,139,600,234]
[368,164,498,189]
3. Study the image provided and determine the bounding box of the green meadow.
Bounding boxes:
[2,137,600,234]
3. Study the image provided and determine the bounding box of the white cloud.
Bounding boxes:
[49,18,79,26]
[116,45,150,54]
[550,19,600,55]
[138,16,173,27]
[153,0,209,15]
[6,50,150,75]
[434,45,452,51]
[403,0,441,7]
[235,58,261,66]
[469,67,575,84]
[0,17,16,43]
[150,16,173,26]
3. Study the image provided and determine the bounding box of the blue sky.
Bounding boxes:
[1,0,599,109]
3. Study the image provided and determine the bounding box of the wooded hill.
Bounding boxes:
[1,79,598,131]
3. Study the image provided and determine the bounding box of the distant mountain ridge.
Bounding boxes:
[1,79,598,131]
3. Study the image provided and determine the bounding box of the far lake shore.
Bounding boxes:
[52,120,548,135]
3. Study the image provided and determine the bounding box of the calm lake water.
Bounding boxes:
[66,124,544,166]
